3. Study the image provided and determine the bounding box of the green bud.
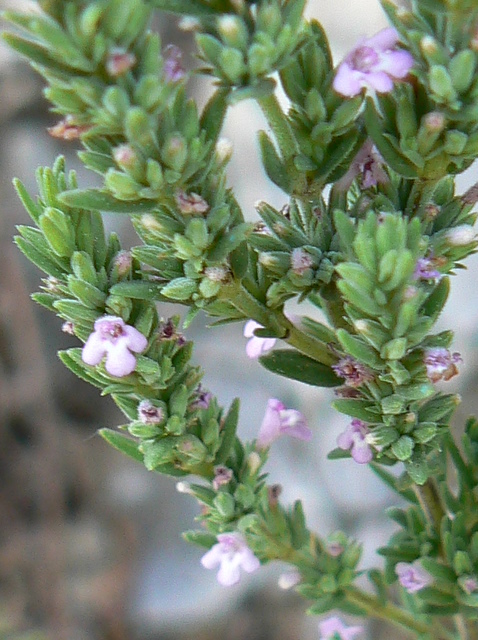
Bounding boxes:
[444,130,467,155]
[449,50,476,93]
[420,36,449,66]
[454,551,473,575]
[391,435,414,461]
[71,251,98,285]
[213,491,236,518]
[429,65,458,104]
[234,484,256,509]
[104,169,141,200]
[162,134,188,172]
[39,207,75,257]
[170,383,189,417]
[414,423,437,444]
[218,47,247,83]
[176,434,208,464]
[217,15,249,50]
[141,437,177,470]
[381,394,406,415]
[380,338,407,360]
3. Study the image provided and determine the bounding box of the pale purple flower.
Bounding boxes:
[333,27,414,97]
[459,576,478,594]
[212,465,233,490]
[244,320,276,359]
[278,569,301,590]
[175,190,209,214]
[191,384,213,410]
[62,321,75,335]
[291,248,315,275]
[82,316,148,377]
[395,561,432,593]
[414,257,441,281]
[200,532,260,586]
[332,357,374,387]
[327,541,344,557]
[138,399,164,425]
[318,616,363,640]
[337,419,373,464]
[164,44,186,82]
[336,139,388,191]
[256,398,311,450]
[424,347,462,383]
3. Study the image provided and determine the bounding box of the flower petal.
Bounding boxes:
[333,64,363,97]
[82,333,107,366]
[104,343,138,376]
[123,325,148,353]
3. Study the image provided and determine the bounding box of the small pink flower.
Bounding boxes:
[256,399,311,450]
[318,616,363,640]
[164,44,186,82]
[200,532,260,586]
[424,347,462,382]
[414,257,442,281]
[82,316,148,377]
[336,139,388,191]
[106,48,136,76]
[332,357,373,387]
[138,400,164,425]
[190,384,213,410]
[337,419,373,464]
[243,320,276,359]
[395,561,432,593]
[333,27,414,97]
[212,465,233,491]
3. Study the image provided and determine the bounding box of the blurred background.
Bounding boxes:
[1,1,478,638]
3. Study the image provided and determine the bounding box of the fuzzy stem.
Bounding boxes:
[258,93,298,160]
[345,588,433,637]
[414,479,446,533]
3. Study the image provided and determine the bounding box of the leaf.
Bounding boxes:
[110,281,167,300]
[364,100,418,178]
[259,349,341,387]
[258,130,292,193]
[215,398,240,464]
[99,428,144,463]
[59,189,156,213]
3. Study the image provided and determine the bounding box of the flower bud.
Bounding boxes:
[106,48,136,76]
[445,225,476,246]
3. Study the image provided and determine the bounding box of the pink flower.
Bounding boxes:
[200,532,260,586]
[164,44,186,82]
[424,347,462,383]
[256,399,311,450]
[333,28,414,97]
[318,616,363,640]
[82,316,148,377]
[395,561,432,593]
[243,320,276,359]
[332,357,373,387]
[337,419,373,464]
[414,257,442,281]
[335,139,388,191]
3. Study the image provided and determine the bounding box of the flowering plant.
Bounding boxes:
[4,0,478,637]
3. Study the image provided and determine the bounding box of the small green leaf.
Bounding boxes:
[259,349,341,387]
[99,428,144,463]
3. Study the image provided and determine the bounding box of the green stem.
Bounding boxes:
[345,588,433,637]
[414,479,446,535]
[258,93,298,160]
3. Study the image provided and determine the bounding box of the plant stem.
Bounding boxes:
[414,479,446,534]
[345,587,433,637]
[258,93,298,160]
